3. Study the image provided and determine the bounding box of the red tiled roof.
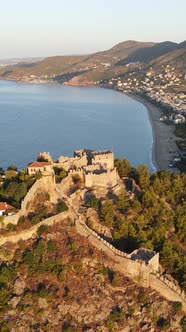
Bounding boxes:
[28,161,52,168]
[0,202,14,211]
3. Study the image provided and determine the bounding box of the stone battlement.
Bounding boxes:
[91,150,113,156]
[35,148,117,189]
[130,248,156,262]
[83,221,159,274]
[77,219,185,309]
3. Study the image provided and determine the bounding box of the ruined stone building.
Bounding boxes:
[28,149,119,188]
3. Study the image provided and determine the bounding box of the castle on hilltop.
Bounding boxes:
[28,149,119,188]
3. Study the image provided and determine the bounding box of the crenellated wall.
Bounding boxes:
[68,166,118,189]
[2,147,186,309]
[91,151,114,169]
[57,154,87,171]
[150,273,186,309]
[80,222,158,282]
[37,149,117,189]
[0,193,186,311]
[75,219,186,310]
[56,149,114,173]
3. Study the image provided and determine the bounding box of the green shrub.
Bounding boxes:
[54,167,67,180]
[17,216,26,226]
[0,287,11,312]
[105,307,125,331]
[23,250,35,266]
[172,301,182,314]
[43,258,63,276]
[47,240,57,252]
[7,165,17,171]
[38,284,49,298]
[37,224,49,237]
[156,317,170,330]
[0,266,13,285]
[6,223,15,231]
[128,305,136,316]
[98,264,109,276]
[111,273,122,287]
[180,315,186,331]
[86,195,100,211]
[67,241,77,251]
[54,199,68,214]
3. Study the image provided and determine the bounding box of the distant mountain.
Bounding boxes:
[93,40,155,61]
[0,40,185,85]
[149,47,186,72]
[178,40,186,48]
[0,57,43,67]
[116,41,182,65]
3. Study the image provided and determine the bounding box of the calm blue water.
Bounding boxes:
[0,80,154,171]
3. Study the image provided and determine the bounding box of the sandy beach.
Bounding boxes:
[129,93,179,173]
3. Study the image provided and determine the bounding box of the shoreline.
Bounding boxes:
[128,92,179,173]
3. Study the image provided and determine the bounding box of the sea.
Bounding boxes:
[0,80,155,171]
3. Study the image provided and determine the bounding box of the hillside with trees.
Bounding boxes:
[85,159,186,293]
[0,215,185,331]
[0,159,186,330]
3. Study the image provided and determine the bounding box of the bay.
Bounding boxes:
[0,80,154,171]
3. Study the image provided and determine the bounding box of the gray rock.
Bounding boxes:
[13,278,26,296]
[38,297,48,309]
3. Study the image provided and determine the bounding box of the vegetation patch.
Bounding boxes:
[0,166,37,208]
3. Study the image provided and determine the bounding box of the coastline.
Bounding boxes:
[128,92,179,173]
[0,78,180,173]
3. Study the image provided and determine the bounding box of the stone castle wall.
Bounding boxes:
[57,154,87,171]
[85,168,118,188]
[69,168,84,179]
[1,176,57,229]
[76,219,186,310]
[0,179,46,228]
[56,150,114,172]
[1,213,20,227]
[41,149,117,189]
[80,222,158,285]
[148,251,159,271]
[4,148,185,309]
[150,274,186,310]
[0,211,69,246]
[68,167,119,189]
[1,193,186,310]
[20,175,56,215]
[92,152,114,169]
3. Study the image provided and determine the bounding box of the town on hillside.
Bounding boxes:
[99,65,186,120]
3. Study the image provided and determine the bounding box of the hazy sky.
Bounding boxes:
[0,0,185,58]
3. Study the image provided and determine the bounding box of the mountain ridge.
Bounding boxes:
[0,39,185,85]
